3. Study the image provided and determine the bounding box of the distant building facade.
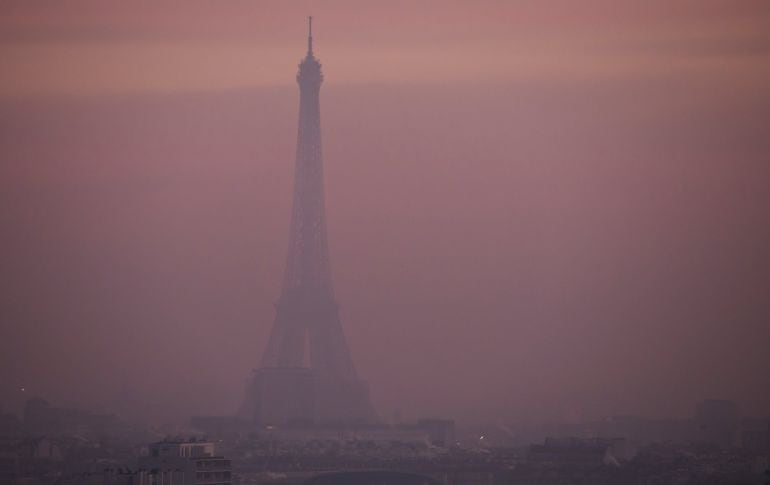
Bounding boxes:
[135,440,232,485]
[23,397,119,438]
[694,399,741,448]
[527,437,620,467]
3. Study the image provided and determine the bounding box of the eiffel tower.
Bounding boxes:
[245,18,376,425]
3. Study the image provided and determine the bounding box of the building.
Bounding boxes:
[415,419,456,447]
[23,397,120,438]
[135,439,232,485]
[189,415,250,441]
[694,399,741,448]
[527,437,620,467]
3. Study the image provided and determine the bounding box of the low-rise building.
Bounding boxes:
[136,439,232,485]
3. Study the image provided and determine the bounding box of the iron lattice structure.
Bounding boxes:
[251,19,375,424]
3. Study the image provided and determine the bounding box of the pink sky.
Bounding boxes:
[1,1,768,423]
[2,1,768,94]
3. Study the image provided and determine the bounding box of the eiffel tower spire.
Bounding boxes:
[307,16,313,56]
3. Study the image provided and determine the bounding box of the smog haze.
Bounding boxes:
[1,0,769,425]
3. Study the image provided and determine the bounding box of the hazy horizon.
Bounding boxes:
[1,1,769,425]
